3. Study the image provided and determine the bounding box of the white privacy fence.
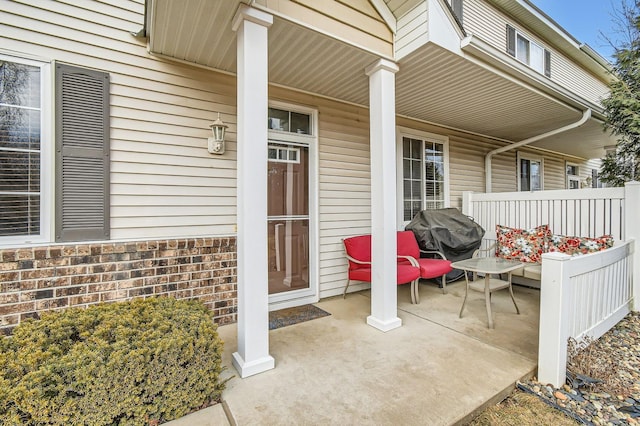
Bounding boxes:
[462,187,626,240]
[462,182,640,387]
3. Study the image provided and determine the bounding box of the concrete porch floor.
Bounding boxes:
[172,279,540,425]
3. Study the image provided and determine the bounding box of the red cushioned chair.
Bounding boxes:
[396,231,453,302]
[342,234,421,303]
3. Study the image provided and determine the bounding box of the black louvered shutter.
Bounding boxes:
[544,49,551,77]
[452,0,463,25]
[55,64,110,242]
[506,25,516,57]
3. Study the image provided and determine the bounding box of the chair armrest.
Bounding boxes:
[397,255,419,267]
[472,243,497,258]
[345,254,372,266]
[419,249,448,260]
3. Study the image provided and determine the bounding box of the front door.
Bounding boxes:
[266,105,316,306]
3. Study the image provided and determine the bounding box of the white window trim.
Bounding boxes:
[517,152,544,192]
[396,127,450,229]
[0,53,53,247]
[266,100,319,310]
[566,161,580,189]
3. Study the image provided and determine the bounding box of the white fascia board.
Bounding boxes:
[370,0,397,34]
[460,34,605,118]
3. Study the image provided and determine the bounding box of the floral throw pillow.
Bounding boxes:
[496,224,550,263]
[548,234,614,256]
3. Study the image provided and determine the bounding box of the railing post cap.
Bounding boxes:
[542,251,572,261]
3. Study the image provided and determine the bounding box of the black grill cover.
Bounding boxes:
[405,208,485,283]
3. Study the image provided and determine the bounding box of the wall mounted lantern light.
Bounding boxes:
[207,113,228,155]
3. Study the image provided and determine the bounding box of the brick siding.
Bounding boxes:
[0,237,237,335]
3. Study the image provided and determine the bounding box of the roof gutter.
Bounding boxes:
[484,109,592,192]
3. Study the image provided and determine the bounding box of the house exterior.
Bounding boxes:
[0,0,616,376]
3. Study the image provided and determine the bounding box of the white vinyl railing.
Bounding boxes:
[462,183,640,388]
[537,241,634,386]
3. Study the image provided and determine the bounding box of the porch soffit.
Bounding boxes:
[147,0,614,159]
[147,0,375,106]
[395,44,615,159]
[396,44,581,139]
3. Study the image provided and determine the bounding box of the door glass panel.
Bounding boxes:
[267,143,308,217]
[268,219,309,294]
[267,141,310,295]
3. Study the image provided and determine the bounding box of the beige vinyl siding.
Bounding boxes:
[1,0,239,240]
[464,0,506,50]
[255,0,393,58]
[550,55,610,106]
[542,156,566,189]
[463,0,609,106]
[395,2,429,59]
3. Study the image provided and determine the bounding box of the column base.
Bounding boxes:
[366,315,402,332]
[232,352,275,378]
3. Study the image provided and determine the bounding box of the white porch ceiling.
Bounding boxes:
[147,0,615,159]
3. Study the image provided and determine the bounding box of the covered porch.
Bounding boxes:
[145,0,619,379]
[217,281,539,424]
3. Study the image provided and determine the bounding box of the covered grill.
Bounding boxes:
[405,208,485,283]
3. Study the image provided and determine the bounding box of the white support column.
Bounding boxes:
[625,181,640,311]
[538,251,572,387]
[365,58,402,332]
[231,5,274,378]
[461,191,473,217]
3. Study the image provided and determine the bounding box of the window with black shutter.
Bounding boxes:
[451,0,463,25]
[506,24,551,77]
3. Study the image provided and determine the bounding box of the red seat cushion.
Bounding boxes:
[343,235,372,271]
[396,230,452,279]
[348,265,420,285]
[344,233,421,285]
[396,230,420,258]
[416,258,452,279]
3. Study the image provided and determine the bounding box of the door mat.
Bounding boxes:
[269,304,331,330]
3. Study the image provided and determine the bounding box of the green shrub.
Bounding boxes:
[0,297,228,425]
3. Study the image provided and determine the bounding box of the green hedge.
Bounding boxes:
[0,297,227,425]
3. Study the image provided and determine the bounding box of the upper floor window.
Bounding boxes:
[506,25,551,78]
[448,0,463,25]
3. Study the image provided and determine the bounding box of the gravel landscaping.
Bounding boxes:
[471,312,640,425]
[518,311,640,425]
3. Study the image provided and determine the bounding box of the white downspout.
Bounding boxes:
[485,109,592,192]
